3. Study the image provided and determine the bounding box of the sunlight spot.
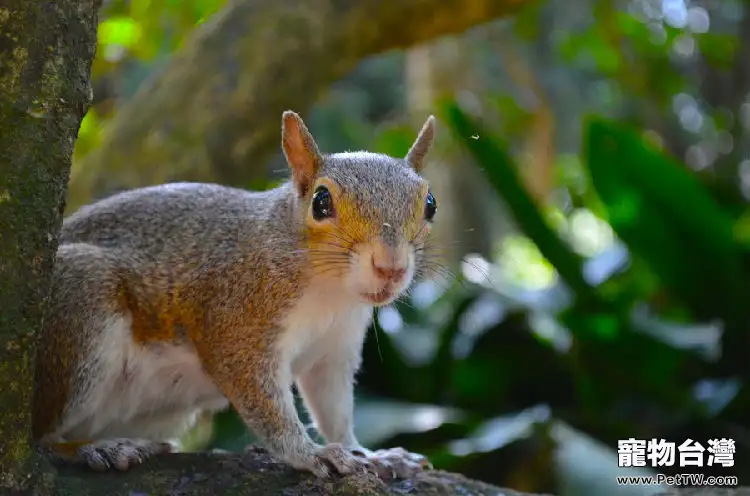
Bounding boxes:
[636,0,661,20]
[673,34,695,58]
[528,312,572,353]
[458,295,506,337]
[662,0,688,28]
[738,159,750,185]
[677,99,703,133]
[448,405,551,455]
[685,144,713,170]
[567,209,614,256]
[693,378,741,416]
[410,280,443,309]
[448,439,473,456]
[717,130,734,154]
[672,92,694,113]
[411,407,446,432]
[740,102,750,130]
[461,254,490,284]
[687,6,710,33]
[377,305,403,334]
[583,242,630,285]
[497,236,556,290]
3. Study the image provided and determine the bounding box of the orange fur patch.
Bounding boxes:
[120,283,203,346]
[304,178,370,271]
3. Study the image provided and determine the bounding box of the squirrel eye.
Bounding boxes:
[424,191,437,221]
[311,186,334,221]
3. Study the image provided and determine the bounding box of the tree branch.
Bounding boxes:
[51,447,548,495]
[66,0,531,211]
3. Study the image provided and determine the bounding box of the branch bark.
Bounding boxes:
[0,0,99,490]
[66,0,530,211]
[51,447,550,495]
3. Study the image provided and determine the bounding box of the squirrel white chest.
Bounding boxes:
[279,286,373,379]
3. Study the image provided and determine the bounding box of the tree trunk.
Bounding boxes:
[0,0,100,490]
[65,0,530,212]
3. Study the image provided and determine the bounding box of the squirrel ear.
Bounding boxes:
[405,115,436,173]
[281,110,322,196]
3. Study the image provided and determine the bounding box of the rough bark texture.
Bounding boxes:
[0,0,99,490]
[40,446,750,496]
[49,447,549,495]
[66,0,529,211]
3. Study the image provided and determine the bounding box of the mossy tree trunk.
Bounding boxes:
[66,0,531,212]
[0,0,100,490]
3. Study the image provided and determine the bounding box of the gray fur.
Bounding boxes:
[33,112,437,478]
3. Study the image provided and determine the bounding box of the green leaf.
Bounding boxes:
[208,408,254,452]
[588,39,620,75]
[371,124,415,157]
[193,0,226,23]
[734,209,750,248]
[583,118,750,327]
[697,33,738,68]
[98,17,142,48]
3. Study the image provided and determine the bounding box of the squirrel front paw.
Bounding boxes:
[77,438,174,471]
[287,443,376,478]
[351,446,432,479]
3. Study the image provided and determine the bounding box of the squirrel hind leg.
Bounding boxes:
[40,438,175,472]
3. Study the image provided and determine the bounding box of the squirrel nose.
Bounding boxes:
[371,254,407,283]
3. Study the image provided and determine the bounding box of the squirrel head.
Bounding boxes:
[281,110,437,307]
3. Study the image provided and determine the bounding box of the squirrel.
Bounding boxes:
[32,110,439,480]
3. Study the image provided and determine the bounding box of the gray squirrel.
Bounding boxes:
[33,110,438,479]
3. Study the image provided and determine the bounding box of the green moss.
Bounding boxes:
[0,0,98,490]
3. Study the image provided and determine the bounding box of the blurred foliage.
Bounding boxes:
[71,0,750,494]
[74,0,227,161]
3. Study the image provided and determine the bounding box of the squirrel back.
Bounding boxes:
[60,181,300,282]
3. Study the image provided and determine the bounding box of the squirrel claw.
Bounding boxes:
[351,446,431,480]
[304,443,374,478]
[78,438,173,472]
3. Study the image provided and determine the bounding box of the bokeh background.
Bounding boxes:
[69,0,750,494]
